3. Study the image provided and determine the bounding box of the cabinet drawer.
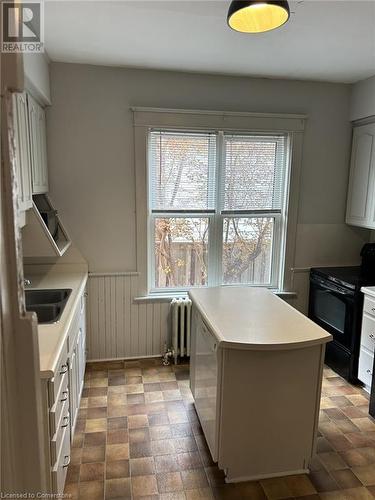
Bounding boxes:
[50,373,69,436]
[361,314,375,354]
[52,425,70,494]
[358,348,374,389]
[364,296,375,318]
[48,341,68,405]
[51,402,70,465]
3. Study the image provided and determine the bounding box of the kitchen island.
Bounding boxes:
[189,286,332,483]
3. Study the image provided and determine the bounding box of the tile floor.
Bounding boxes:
[64,359,375,500]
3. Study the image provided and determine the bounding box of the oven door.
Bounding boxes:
[309,276,355,350]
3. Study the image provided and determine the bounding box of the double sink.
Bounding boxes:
[25,289,72,324]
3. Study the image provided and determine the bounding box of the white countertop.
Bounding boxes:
[361,286,375,298]
[26,270,88,378]
[189,286,332,350]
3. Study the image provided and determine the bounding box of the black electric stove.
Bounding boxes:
[309,247,375,383]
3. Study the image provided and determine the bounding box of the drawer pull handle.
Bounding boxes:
[60,390,69,402]
[367,369,372,374]
[59,364,68,375]
[62,455,70,468]
[61,415,70,428]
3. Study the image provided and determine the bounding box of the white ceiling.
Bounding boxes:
[44,0,375,83]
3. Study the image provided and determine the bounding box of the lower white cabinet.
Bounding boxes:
[358,294,375,392]
[40,289,86,494]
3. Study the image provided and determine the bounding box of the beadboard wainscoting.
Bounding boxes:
[86,271,309,361]
[86,273,170,361]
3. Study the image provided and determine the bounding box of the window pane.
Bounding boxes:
[223,135,286,210]
[150,131,216,211]
[154,218,209,288]
[222,217,274,285]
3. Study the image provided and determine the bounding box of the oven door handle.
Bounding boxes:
[311,277,353,297]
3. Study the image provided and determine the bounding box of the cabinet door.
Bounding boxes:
[12,92,33,213]
[68,347,79,439]
[346,123,375,228]
[77,327,85,401]
[27,94,49,194]
[193,314,219,460]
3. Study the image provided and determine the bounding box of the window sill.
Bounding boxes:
[133,289,297,304]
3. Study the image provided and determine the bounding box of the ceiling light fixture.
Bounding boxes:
[227,0,290,33]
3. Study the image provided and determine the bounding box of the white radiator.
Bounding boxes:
[170,298,192,364]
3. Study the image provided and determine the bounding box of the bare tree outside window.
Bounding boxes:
[154,217,209,288]
[222,217,273,285]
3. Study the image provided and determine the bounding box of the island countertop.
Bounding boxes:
[189,286,332,350]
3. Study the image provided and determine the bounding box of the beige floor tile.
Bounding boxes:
[106,459,130,479]
[81,446,106,464]
[155,454,180,473]
[78,480,104,500]
[260,477,293,499]
[150,424,173,441]
[106,443,130,461]
[319,451,350,471]
[181,469,208,489]
[105,477,131,499]
[353,419,375,433]
[284,474,317,496]
[145,391,165,404]
[353,464,375,486]
[331,469,362,489]
[151,439,176,456]
[85,418,107,433]
[131,474,158,497]
[320,487,374,499]
[130,457,156,476]
[128,414,149,429]
[157,471,184,493]
[185,487,213,499]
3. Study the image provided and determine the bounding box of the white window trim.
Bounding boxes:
[133,107,306,298]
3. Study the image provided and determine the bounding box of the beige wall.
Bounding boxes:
[46,63,369,328]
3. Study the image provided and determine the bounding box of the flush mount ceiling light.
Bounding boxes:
[227,0,290,33]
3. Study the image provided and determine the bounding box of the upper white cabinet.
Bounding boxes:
[346,123,375,229]
[12,92,33,217]
[27,94,49,194]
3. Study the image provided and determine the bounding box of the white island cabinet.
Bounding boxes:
[189,287,332,483]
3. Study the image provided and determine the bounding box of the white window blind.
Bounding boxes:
[149,131,216,212]
[222,134,287,212]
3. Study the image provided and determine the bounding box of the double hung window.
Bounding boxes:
[148,129,290,292]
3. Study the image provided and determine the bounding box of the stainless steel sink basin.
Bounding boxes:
[25,289,71,307]
[25,288,72,324]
